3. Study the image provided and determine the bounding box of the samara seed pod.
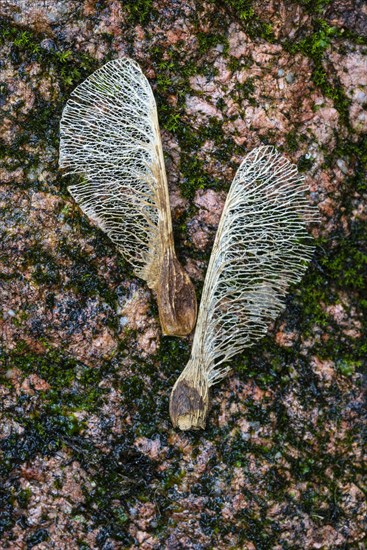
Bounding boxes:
[59,58,197,336]
[170,146,318,430]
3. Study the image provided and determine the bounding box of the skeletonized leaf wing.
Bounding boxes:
[59,57,164,283]
[193,146,317,384]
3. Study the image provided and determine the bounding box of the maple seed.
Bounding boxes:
[170,146,318,430]
[59,58,197,336]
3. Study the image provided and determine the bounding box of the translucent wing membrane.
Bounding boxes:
[194,146,317,384]
[59,57,163,285]
[170,146,317,429]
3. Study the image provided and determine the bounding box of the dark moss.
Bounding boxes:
[147,14,239,204]
[123,0,155,26]
[285,130,299,152]
[26,528,49,549]
[2,347,109,415]
[0,23,98,93]
[212,0,275,42]
[196,30,228,55]
[0,20,99,192]
[70,439,161,544]
[284,20,352,124]
[294,0,332,15]
[26,248,62,286]
[0,487,14,538]
[298,154,314,172]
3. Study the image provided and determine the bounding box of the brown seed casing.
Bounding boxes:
[155,250,197,336]
[151,134,197,337]
[169,360,209,430]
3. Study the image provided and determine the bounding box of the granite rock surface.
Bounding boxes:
[0,0,366,548]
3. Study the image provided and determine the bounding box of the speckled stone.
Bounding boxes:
[0,0,366,548]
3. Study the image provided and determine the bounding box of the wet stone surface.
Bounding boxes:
[0,0,366,548]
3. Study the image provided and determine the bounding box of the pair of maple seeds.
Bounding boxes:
[59,57,317,431]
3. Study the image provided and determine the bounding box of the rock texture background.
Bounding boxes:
[0,0,366,548]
